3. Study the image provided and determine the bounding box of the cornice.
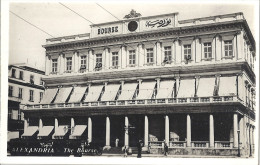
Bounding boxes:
[44,20,245,53]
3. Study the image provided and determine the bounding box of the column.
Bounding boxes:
[39,118,43,132]
[186,114,191,147]
[175,40,181,64]
[45,55,50,75]
[105,116,111,148]
[236,31,243,60]
[88,117,92,142]
[209,114,214,147]
[55,118,58,133]
[105,47,110,70]
[144,115,149,147]
[239,116,244,147]
[24,118,28,132]
[138,43,144,67]
[88,49,94,72]
[175,77,180,97]
[74,51,79,73]
[156,41,162,66]
[195,38,201,63]
[124,116,129,147]
[60,53,65,74]
[215,35,222,61]
[165,115,169,145]
[233,113,238,148]
[121,46,127,69]
[71,118,75,134]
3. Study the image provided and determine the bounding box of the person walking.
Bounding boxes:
[123,146,128,157]
[137,140,143,158]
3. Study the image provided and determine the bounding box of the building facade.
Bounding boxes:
[21,11,256,156]
[8,64,45,140]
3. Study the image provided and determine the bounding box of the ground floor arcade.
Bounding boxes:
[22,112,255,156]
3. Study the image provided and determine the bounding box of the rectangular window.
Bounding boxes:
[40,92,43,102]
[11,69,16,78]
[224,40,233,57]
[18,88,23,99]
[19,71,24,80]
[80,56,87,70]
[146,48,154,64]
[29,90,34,102]
[95,54,102,70]
[30,75,34,84]
[66,57,72,71]
[164,46,172,62]
[129,50,136,65]
[204,42,212,58]
[8,86,13,97]
[52,59,58,73]
[184,44,192,60]
[112,52,119,68]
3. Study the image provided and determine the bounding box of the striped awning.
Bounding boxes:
[136,81,156,100]
[69,125,87,139]
[84,85,104,102]
[117,83,138,100]
[68,86,87,103]
[37,126,54,137]
[218,76,237,96]
[54,87,73,103]
[101,84,120,101]
[156,80,175,99]
[22,126,38,137]
[177,79,195,98]
[40,88,59,104]
[197,77,216,97]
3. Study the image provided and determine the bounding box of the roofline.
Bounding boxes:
[90,12,179,27]
[9,64,45,75]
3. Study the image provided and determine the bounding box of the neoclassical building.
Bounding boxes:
[21,11,256,156]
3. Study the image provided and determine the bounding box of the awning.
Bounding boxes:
[84,85,104,102]
[69,125,87,138]
[156,80,175,99]
[101,84,120,101]
[117,83,138,100]
[40,88,59,104]
[136,81,156,100]
[218,76,237,96]
[196,77,216,97]
[177,79,195,98]
[22,126,38,137]
[37,126,54,137]
[53,125,69,137]
[54,87,73,103]
[68,86,87,103]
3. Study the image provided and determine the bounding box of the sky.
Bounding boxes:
[8,1,258,72]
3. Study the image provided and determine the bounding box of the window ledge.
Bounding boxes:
[221,56,234,59]
[50,72,58,75]
[110,66,120,69]
[144,63,155,66]
[202,58,214,61]
[127,64,136,67]
[64,70,72,73]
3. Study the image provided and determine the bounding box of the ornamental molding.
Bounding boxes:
[45,22,244,53]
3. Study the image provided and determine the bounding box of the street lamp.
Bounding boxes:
[237,130,240,157]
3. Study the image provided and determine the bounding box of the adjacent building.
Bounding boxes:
[8,64,45,140]
[22,11,256,156]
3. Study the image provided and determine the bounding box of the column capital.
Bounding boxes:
[195,75,200,79]
[120,80,125,85]
[155,78,161,81]
[137,79,142,83]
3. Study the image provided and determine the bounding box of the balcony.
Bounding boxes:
[23,95,244,110]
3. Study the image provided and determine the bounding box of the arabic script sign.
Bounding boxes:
[145,18,172,28]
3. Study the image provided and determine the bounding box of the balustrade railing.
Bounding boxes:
[214,141,233,148]
[169,141,186,148]
[191,141,209,148]
[24,95,241,110]
[149,141,163,148]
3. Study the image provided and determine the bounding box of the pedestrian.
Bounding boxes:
[148,142,151,154]
[123,146,128,157]
[164,142,168,156]
[115,138,119,147]
[137,140,143,158]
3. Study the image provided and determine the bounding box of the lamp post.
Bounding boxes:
[237,130,240,157]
